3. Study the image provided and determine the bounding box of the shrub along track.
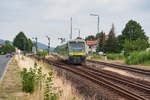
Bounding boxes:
[87,59,150,76]
[32,55,150,100]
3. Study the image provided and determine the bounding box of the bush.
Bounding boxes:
[54,45,66,55]
[37,51,48,57]
[1,41,16,54]
[92,54,102,59]
[21,62,62,99]
[21,63,43,93]
[125,51,150,65]
[107,53,124,60]
[21,68,35,93]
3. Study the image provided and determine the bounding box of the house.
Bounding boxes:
[0,43,4,48]
[86,40,99,54]
[86,34,108,54]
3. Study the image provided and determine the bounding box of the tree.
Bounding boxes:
[117,35,124,51]
[1,41,15,54]
[95,32,102,40]
[13,32,33,52]
[54,44,66,55]
[85,35,96,41]
[121,20,149,54]
[123,38,149,56]
[104,24,120,53]
[26,39,34,52]
[96,31,105,52]
[122,20,148,41]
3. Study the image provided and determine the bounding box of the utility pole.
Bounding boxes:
[33,37,38,53]
[46,36,50,54]
[70,17,72,40]
[90,14,100,33]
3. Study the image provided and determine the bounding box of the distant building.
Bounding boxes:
[86,34,108,54]
[0,43,4,48]
[86,40,99,54]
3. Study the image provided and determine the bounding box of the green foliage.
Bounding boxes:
[37,51,48,57]
[122,20,148,41]
[85,35,96,41]
[21,63,45,93]
[44,72,62,100]
[1,41,15,54]
[85,32,104,41]
[13,32,34,52]
[117,35,124,51]
[96,32,105,52]
[104,24,120,53]
[54,44,66,55]
[21,62,62,99]
[125,51,150,65]
[0,47,2,54]
[26,39,34,52]
[86,53,89,57]
[21,68,35,93]
[107,53,124,60]
[121,20,149,54]
[92,54,102,59]
[123,38,149,56]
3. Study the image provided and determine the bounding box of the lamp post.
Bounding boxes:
[46,36,50,54]
[90,14,100,33]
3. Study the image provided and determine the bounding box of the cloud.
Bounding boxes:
[0,0,150,47]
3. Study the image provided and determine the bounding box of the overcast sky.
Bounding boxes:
[0,0,150,47]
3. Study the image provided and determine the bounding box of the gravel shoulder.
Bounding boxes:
[87,59,150,82]
[90,58,150,70]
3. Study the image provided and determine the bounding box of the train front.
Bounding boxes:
[68,40,86,64]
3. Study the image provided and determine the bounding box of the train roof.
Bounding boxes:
[68,39,85,43]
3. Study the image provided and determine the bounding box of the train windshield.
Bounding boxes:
[69,42,85,52]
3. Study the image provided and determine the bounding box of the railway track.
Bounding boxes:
[79,65,150,99]
[33,55,150,100]
[87,59,150,76]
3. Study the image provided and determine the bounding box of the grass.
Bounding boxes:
[107,53,124,60]
[92,54,104,59]
[125,51,150,65]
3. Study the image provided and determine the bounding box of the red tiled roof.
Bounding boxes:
[86,40,98,45]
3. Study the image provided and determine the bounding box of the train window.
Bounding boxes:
[69,42,85,52]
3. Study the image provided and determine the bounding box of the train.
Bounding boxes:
[66,38,86,64]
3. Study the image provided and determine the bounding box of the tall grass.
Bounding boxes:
[107,53,124,60]
[125,51,150,65]
[92,54,103,59]
[37,51,48,57]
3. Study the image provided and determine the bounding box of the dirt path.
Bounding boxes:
[0,57,27,100]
